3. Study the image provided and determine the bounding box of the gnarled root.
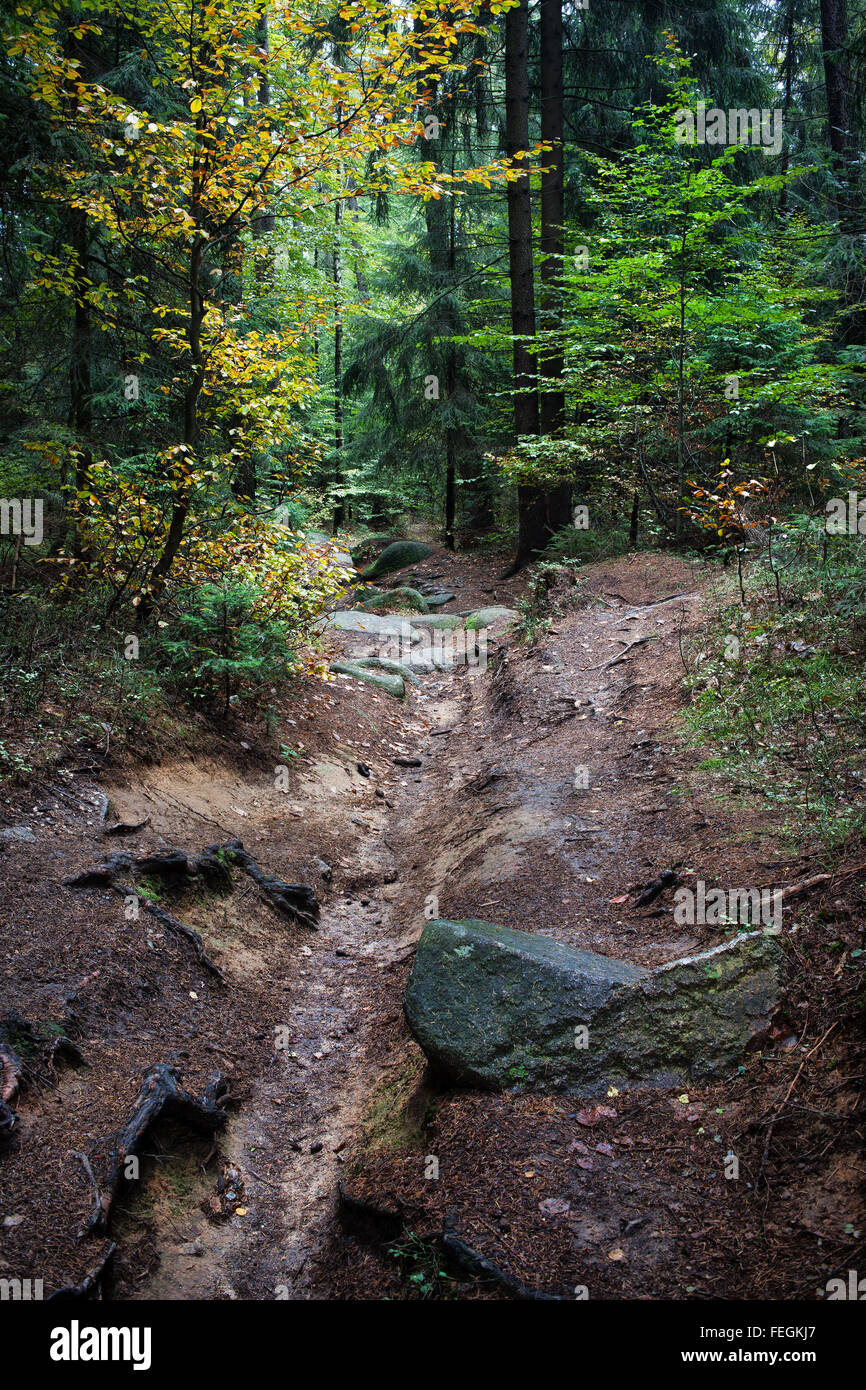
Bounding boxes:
[80,1063,229,1237]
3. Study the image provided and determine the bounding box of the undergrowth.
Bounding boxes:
[683,517,866,852]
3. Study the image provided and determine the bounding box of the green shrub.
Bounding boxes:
[158,582,296,717]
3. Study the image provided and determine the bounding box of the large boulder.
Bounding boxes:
[355,657,423,688]
[411,613,463,630]
[361,587,430,614]
[350,534,401,564]
[360,540,433,581]
[404,919,783,1094]
[325,610,418,639]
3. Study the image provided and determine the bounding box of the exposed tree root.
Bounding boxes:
[47,1243,117,1301]
[103,816,151,837]
[212,839,319,928]
[80,1064,229,1237]
[0,1037,22,1137]
[337,1186,565,1299]
[112,884,225,981]
[0,1010,84,1137]
[440,1215,565,1300]
[64,840,319,973]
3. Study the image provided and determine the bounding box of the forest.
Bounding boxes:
[0,0,865,1332]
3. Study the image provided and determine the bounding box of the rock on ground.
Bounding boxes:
[404,919,783,1094]
[329,661,405,698]
[325,610,419,639]
[464,606,519,631]
[359,541,433,580]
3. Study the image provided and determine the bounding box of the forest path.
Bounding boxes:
[5,543,827,1302]
[109,545,743,1299]
[100,546,529,1298]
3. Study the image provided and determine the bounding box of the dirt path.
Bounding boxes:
[1,547,860,1301]
[104,548,744,1298]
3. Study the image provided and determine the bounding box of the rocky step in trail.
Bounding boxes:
[0,547,860,1300]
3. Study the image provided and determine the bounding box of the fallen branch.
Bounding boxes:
[633,869,678,908]
[71,1149,103,1232]
[591,634,655,671]
[778,860,866,902]
[80,1064,228,1237]
[757,1022,839,1188]
[778,872,833,901]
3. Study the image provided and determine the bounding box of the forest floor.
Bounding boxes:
[1,546,863,1300]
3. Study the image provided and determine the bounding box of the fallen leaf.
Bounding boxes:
[575,1104,617,1127]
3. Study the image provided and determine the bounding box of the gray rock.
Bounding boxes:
[360,540,433,580]
[326,610,418,639]
[356,657,424,688]
[0,826,36,843]
[330,661,405,699]
[464,606,519,631]
[362,587,430,613]
[411,614,463,630]
[404,919,783,1094]
[410,647,456,671]
[425,592,456,608]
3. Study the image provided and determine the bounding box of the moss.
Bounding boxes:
[360,1056,428,1154]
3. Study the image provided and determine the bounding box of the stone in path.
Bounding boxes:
[464,606,519,631]
[329,661,405,698]
[359,541,433,581]
[404,919,783,1094]
[325,610,419,640]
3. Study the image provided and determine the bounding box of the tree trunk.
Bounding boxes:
[778,0,795,216]
[252,11,275,258]
[819,0,851,220]
[505,0,543,571]
[332,182,345,533]
[67,207,93,564]
[145,230,204,608]
[539,0,565,438]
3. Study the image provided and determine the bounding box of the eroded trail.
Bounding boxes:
[103,548,728,1298]
[2,547,858,1301]
[95,550,527,1298]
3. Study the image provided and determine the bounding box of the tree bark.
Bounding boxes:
[505,0,544,570]
[67,206,93,565]
[539,0,565,437]
[819,0,851,220]
[332,182,345,532]
[538,0,571,537]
